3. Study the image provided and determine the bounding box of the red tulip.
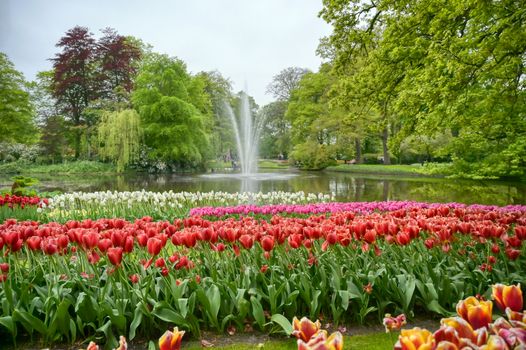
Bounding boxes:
[123,236,134,253]
[130,274,139,284]
[82,231,98,249]
[107,247,123,266]
[147,237,163,256]
[364,230,376,244]
[0,263,9,273]
[261,236,275,252]
[396,232,410,245]
[239,234,254,249]
[97,238,113,253]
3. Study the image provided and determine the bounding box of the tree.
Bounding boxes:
[196,71,236,161]
[98,109,142,172]
[132,54,211,168]
[285,65,342,169]
[320,0,526,177]
[0,52,37,144]
[28,70,68,161]
[51,26,98,158]
[97,28,142,103]
[259,101,289,158]
[266,67,310,101]
[51,26,144,159]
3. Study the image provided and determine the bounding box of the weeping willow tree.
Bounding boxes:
[98,109,142,172]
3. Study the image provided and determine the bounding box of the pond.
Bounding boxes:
[1,170,525,205]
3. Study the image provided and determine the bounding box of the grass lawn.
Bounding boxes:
[183,332,394,349]
[325,164,430,177]
[207,159,289,170]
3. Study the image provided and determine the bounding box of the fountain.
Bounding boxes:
[201,89,297,193]
[223,91,264,175]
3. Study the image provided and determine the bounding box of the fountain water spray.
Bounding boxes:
[223,91,266,175]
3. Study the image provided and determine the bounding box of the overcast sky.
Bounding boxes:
[0,0,331,106]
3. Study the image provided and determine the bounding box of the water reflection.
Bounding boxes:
[0,171,524,205]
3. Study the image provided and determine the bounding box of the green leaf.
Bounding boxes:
[13,309,47,335]
[0,316,16,336]
[129,305,143,340]
[250,296,265,330]
[270,314,292,335]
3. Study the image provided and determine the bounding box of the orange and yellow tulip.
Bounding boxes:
[434,341,459,350]
[441,317,475,341]
[297,331,343,350]
[505,308,526,324]
[492,283,523,312]
[292,317,323,342]
[456,296,493,330]
[394,327,435,350]
[159,327,185,350]
[479,335,509,350]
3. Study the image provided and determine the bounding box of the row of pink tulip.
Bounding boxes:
[189,201,526,217]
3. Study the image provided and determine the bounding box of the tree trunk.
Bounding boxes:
[381,126,391,165]
[354,138,362,164]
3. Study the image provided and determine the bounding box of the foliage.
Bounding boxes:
[195,71,235,162]
[0,143,42,163]
[0,53,38,144]
[266,67,310,101]
[290,142,336,170]
[259,101,290,159]
[319,0,526,178]
[96,28,142,102]
[0,160,115,175]
[98,109,142,172]
[51,26,143,159]
[132,54,211,169]
[286,66,347,169]
[9,176,39,196]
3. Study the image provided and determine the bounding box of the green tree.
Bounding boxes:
[286,65,342,169]
[98,109,142,172]
[259,101,289,159]
[320,0,526,177]
[132,54,211,169]
[196,71,236,161]
[0,52,37,144]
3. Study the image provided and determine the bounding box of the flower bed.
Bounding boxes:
[40,190,334,221]
[189,201,526,217]
[0,202,524,347]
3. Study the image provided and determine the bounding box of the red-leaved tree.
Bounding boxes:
[97,27,142,102]
[51,26,142,158]
[51,26,98,158]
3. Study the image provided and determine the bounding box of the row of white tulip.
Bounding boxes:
[39,190,335,221]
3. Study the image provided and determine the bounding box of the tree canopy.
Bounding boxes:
[132,54,211,168]
[319,0,526,177]
[0,52,37,144]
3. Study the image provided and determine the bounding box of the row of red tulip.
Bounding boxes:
[0,206,525,266]
[0,194,47,208]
